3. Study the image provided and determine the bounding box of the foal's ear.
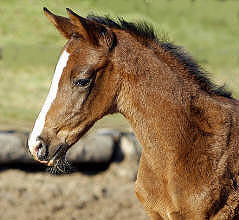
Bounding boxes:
[43,7,74,39]
[66,8,115,49]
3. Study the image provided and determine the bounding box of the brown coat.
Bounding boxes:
[28,8,239,219]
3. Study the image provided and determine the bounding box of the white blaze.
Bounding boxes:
[28,50,70,155]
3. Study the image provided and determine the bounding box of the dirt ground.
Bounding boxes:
[0,163,148,220]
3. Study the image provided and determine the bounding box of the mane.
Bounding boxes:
[87,15,232,99]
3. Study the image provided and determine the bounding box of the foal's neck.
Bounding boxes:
[117,41,193,145]
[116,39,228,161]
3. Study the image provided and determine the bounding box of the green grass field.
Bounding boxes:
[0,0,238,129]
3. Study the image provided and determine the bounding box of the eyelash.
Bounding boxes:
[73,78,91,87]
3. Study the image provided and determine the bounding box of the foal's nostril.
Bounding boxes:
[36,138,49,161]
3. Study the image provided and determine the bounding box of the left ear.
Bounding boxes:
[43,7,75,39]
[66,8,115,50]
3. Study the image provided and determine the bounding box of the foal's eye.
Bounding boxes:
[74,78,91,87]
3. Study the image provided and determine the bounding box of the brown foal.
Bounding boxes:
[28,8,239,219]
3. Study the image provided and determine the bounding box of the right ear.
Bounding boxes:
[66,8,115,49]
[43,7,74,39]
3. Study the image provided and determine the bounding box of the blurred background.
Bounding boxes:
[0,0,238,219]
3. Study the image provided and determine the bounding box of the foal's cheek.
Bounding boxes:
[72,90,89,108]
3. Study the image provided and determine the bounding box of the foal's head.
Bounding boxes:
[28,8,120,166]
